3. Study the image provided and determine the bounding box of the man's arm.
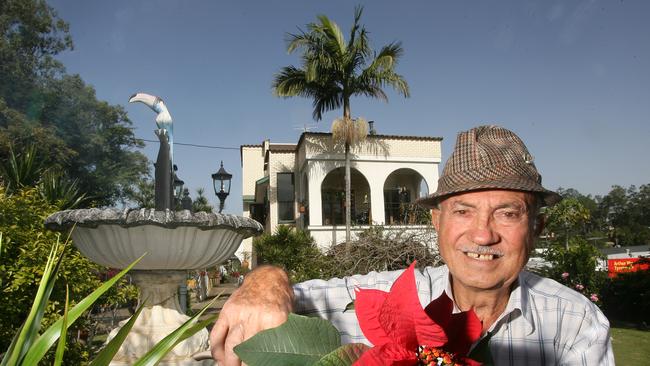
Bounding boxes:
[558,304,614,366]
[209,265,437,364]
[209,265,293,366]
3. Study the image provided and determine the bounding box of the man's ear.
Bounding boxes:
[431,208,441,231]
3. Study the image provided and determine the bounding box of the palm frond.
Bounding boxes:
[273,7,409,122]
[312,91,342,121]
[317,15,347,56]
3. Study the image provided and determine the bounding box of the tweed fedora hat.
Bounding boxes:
[417,125,562,208]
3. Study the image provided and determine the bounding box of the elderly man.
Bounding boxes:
[210,125,613,365]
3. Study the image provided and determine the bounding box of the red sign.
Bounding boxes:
[608,258,650,278]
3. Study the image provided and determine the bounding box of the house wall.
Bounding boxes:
[301,134,441,160]
[241,146,264,197]
[239,146,264,263]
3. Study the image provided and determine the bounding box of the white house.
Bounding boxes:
[237,131,442,263]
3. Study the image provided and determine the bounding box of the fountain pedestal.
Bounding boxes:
[108,271,210,366]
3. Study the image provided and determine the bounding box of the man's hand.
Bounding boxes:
[210,265,294,366]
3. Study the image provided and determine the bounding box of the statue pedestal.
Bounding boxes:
[107,271,212,366]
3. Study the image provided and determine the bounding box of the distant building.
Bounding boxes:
[599,245,650,273]
[237,132,443,262]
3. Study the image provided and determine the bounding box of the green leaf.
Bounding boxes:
[1,236,65,366]
[313,343,370,366]
[21,252,146,365]
[54,285,69,366]
[468,331,494,366]
[178,314,218,344]
[89,298,147,366]
[132,296,219,366]
[234,314,342,366]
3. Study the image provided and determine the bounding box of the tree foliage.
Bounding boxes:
[191,187,214,213]
[545,185,650,247]
[543,197,591,249]
[0,187,101,363]
[254,225,328,283]
[0,0,149,206]
[0,0,72,110]
[0,144,90,209]
[123,176,155,209]
[540,237,607,297]
[600,184,650,246]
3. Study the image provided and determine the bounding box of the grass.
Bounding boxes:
[611,326,650,365]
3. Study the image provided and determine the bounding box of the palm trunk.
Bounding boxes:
[345,142,351,244]
[343,101,352,245]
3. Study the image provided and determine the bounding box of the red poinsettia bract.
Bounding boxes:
[353,262,482,365]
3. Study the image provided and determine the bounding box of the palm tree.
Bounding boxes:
[273,6,409,243]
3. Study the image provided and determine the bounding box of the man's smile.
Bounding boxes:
[464,251,500,261]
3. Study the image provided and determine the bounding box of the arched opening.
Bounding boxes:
[383,168,429,225]
[321,167,371,226]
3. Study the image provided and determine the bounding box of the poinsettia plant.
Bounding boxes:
[235,262,491,366]
[354,262,483,365]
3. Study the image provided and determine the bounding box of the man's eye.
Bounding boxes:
[454,209,468,215]
[499,211,521,220]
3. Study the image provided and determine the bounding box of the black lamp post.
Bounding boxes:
[211,161,232,213]
[172,164,185,206]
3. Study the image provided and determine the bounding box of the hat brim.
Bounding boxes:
[416,179,562,208]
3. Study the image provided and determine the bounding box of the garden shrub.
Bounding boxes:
[0,186,135,363]
[538,237,607,304]
[253,226,329,283]
[601,270,650,325]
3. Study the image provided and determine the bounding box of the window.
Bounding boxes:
[322,190,355,225]
[277,173,295,222]
[384,188,410,224]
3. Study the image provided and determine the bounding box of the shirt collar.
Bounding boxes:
[440,266,535,335]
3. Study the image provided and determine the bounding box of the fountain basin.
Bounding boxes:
[45,208,263,269]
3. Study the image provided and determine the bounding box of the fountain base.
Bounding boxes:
[107,271,212,366]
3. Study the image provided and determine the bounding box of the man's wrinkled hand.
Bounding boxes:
[209,266,293,366]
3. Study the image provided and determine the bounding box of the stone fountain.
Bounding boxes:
[44,93,262,365]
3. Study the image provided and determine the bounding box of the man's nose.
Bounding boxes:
[469,213,499,245]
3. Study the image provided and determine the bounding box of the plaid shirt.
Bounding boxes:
[294,265,613,365]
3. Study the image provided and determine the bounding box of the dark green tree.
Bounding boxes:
[273,6,409,243]
[1,1,149,206]
[543,197,591,249]
[599,185,650,246]
[191,187,214,213]
[123,176,155,209]
[0,0,72,112]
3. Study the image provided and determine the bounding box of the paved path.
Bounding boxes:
[192,282,238,322]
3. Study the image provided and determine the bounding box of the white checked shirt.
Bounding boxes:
[293,265,614,366]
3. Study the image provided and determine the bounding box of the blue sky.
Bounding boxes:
[48,0,649,213]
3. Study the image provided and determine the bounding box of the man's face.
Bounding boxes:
[431,190,539,292]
